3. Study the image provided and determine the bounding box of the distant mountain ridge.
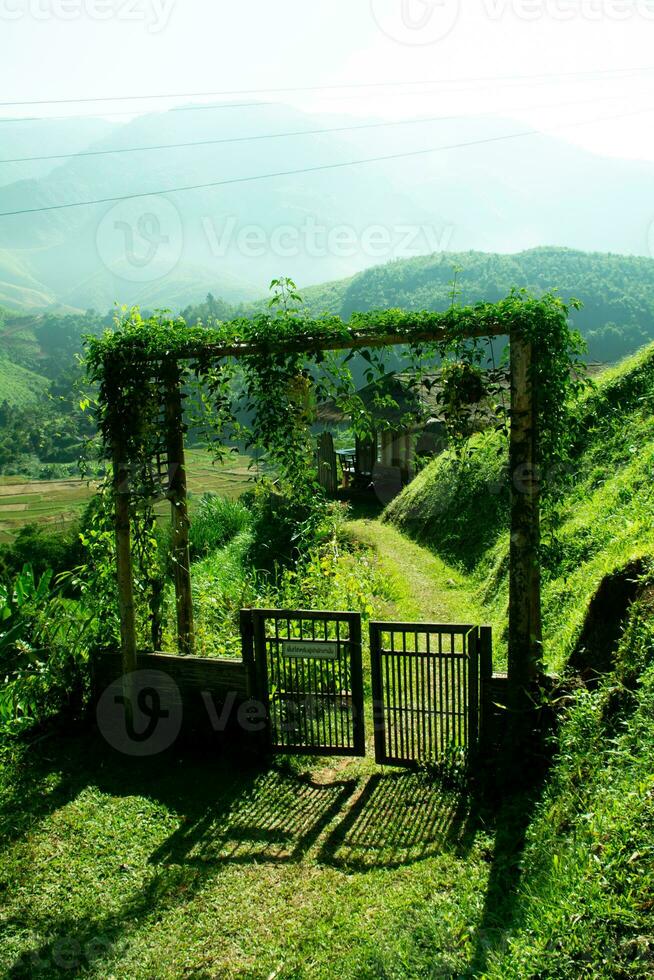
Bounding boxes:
[2,104,654,313]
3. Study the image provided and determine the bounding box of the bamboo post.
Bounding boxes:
[112,444,138,718]
[164,368,195,656]
[508,332,543,722]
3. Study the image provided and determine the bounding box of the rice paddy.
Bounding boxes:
[0,450,257,542]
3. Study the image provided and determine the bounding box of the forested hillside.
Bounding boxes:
[298,247,654,362]
[3,245,654,475]
[0,307,106,474]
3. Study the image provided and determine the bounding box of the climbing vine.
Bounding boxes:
[85,287,586,523]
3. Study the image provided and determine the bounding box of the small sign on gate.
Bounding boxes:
[282,640,339,660]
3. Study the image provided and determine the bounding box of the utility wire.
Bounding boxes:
[1,67,650,125]
[0,92,633,165]
[1,103,652,219]
[0,101,281,125]
[2,63,653,108]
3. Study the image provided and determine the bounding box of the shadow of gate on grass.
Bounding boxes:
[148,768,478,872]
[319,771,478,870]
[5,736,482,978]
[149,766,357,866]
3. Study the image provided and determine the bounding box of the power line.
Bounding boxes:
[0,93,631,166]
[1,104,652,220]
[2,64,654,108]
[1,67,651,126]
[0,101,280,126]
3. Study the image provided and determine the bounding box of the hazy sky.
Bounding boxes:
[1,0,654,160]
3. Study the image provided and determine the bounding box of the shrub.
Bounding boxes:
[243,479,338,575]
[269,540,392,618]
[0,564,91,735]
[0,523,84,585]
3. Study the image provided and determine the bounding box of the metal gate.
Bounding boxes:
[370,622,491,767]
[247,609,365,756]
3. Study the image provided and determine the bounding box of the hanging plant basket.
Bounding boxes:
[441,361,487,409]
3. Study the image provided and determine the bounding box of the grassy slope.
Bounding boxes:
[484,598,654,978]
[385,342,654,672]
[0,251,58,310]
[384,344,654,975]
[0,356,48,408]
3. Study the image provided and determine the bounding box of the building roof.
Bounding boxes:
[317,368,510,430]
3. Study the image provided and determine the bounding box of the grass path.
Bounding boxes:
[348,517,481,626]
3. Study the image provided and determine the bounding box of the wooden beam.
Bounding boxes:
[112,445,138,718]
[508,333,543,711]
[164,369,195,656]
[123,323,508,366]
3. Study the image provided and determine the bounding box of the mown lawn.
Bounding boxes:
[0,519,523,979]
[0,736,504,979]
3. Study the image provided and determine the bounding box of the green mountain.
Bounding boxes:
[0,117,116,189]
[3,105,654,313]
[299,247,654,362]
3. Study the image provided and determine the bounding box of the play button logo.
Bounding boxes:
[370,0,460,45]
[96,670,182,757]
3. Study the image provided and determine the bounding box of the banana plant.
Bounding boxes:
[0,564,53,657]
[0,564,90,733]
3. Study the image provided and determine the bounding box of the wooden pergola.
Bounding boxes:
[109,320,541,715]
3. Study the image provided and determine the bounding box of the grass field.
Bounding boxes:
[0,449,256,543]
[0,524,519,979]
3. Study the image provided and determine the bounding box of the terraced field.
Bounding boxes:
[0,449,256,542]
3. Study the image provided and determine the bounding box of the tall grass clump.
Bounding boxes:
[185,529,255,658]
[0,564,91,735]
[185,481,394,657]
[188,493,251,559]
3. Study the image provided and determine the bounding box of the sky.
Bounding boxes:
[2,0,654,160]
